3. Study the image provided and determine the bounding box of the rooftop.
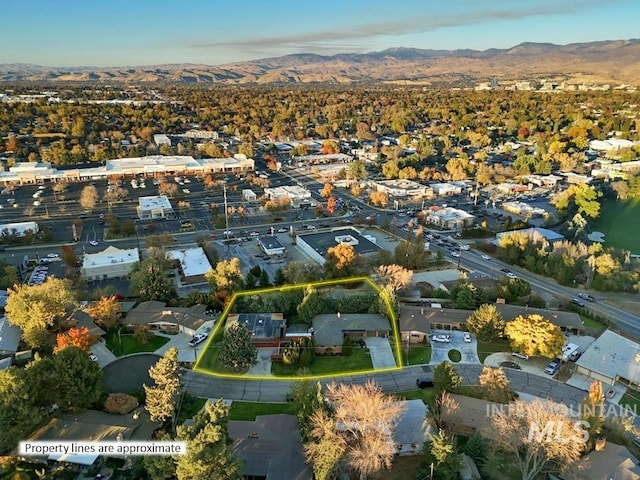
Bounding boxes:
[312,313,391,346]
[82,246,139,268]
[394,399,433,446]
[298,228,381,257]
[227,313,285,340]
[125,301,211,332]
[0,316,22,353]
[576,329,640,384]
[137,195,173,211]
[166,247,212,278]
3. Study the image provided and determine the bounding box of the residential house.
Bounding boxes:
[394,399,433,455]
[124,301,214,336]
[228,414,313,480]
[312,313,391,346]
[226,313,286,347]
[0,316,21,358]
[575,330,640,387]
[553,441,640,480]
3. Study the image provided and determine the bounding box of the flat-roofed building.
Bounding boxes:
[425,206,474,229]
[257,236,286,257]
[264,185,312,208]
[296,227,381,265]
[137,195,174,219]
[81,246,139,281]
[374,179,432,198]
[0,221,38,237]
[431,182,462,196]
[166,247,212,285]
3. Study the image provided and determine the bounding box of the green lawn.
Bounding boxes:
[196,345,250,374]
[448,349,462,362]
[176,395,208,424]
[619,389,640,412]
[591,198,640,252]
[580,314,607,332]
[477,339,511,362]
[104,331,170,357]
[395,388,436,406]
[228,401,296,421]
[271,348,374,377]
[407,345,432,365]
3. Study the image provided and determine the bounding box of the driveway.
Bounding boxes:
[364,337,397,369]
[154,332,204,364]
[429,330,480,366]
[91,339,117,367]
[247,347,277,376]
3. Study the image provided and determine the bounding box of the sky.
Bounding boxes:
[1,0,639,67]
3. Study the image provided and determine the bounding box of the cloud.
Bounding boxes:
[191,0,612,51]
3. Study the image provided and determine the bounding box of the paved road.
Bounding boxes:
[182,362,588,409]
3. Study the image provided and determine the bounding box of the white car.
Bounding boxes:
[451,251,460,258]
[33,201,41,206]
[250,231,260,236]
[46,253,59,258]
[188,333,208,347]
[277,227,288,233]
[223,230,233,237]
[89,353,98,362]
[431,334,451,343]
[481,254,490,260]
[463,333,472,343]
[506,272,518,279]
[182,188,190,193]
[460,244,470,251]
[89,240,99,246]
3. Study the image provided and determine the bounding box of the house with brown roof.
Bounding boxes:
[124,301,214,336]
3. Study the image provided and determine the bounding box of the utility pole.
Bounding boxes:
[223,181,229,233]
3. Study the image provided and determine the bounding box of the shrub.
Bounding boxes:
[104,393,139,414]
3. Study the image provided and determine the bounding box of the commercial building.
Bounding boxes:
[495,227,565,244]
[0,221,39,237]
[430,182,462,196]
[296,227,381,265]
[373,179,432,198]
[257,236,286,257]
[81,246,139,281]
[264,185,312,209]
[166,247,212,285]
[242,189,257,202]
[137,195,174,219]
[424,206,475,230]
[0,155,254,185]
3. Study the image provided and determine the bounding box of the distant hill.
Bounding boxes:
[1,39,639,86]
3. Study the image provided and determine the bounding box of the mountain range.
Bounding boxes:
[1,39,639,86]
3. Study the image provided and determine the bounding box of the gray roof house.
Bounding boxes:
[575,329,640,387]
[0,316,21,356]
[394,399,433,456]
[228,414,312,480]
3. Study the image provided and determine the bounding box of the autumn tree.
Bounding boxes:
[433,361,462,393]
[488,399,585,480]
[307,381,403,479]
[376,264,413,293]
[320,182,334,198]
[551,183,602,219]
[85,295,121,329]
[205,258,244,308]
[368,190,388,207]
[134,324,153,344]
[5,278,77,349]
[324,243,360,278]
[327,196,336,216]
[504,314,564,358]
[219,320,257,372]
[466,304,506,341]
[580,380,605,451]
[144,347,181,424]
[158,181,178,198]
[282,261,323,284]
[394,239,431,270]
[175,400,242,480]
[478,366,516,403]
[78,185,99,211]
[55,327,97,353]
[60,245,78,268]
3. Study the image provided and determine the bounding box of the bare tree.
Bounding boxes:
[488,399,585,480]
[325,381,404,479]
[376,264,413,292]
[79,185,99,211]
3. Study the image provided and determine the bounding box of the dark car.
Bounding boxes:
[500,268,511,273]
[416,376,434,389]
[571,298,586,308]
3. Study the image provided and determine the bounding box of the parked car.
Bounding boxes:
[512,352,529,360]
[89,353,98,362]
[431,334,451,343]
[416,376,434,389]
[46,253,59,258]
[463,333,472,343]
[578,292,595,302]
[188,333,208,347]
[89,240,99,246]
[506,272,518,279]
[500,361,521,370]
[544,358,561,375]
[571,298,586,308]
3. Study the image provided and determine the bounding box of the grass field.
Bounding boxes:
[407,345,432,365]
[271,348,374,376]
[477,339,511,362]
[591,198,640,252]
[448,349,462,362]
[228,401,296,421]
[104,331,170,356]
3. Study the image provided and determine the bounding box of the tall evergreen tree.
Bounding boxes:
[176,400,242,480]
[144,347,181,423]
[219,320,257,372]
